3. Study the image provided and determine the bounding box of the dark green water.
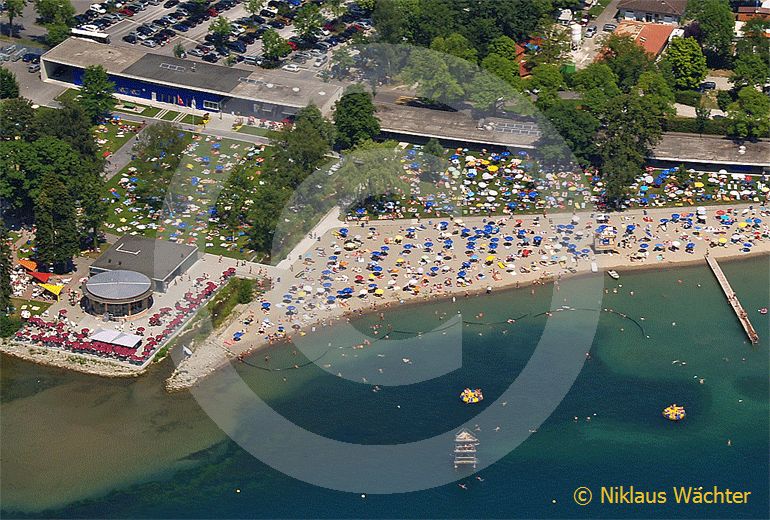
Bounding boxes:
[1,257,768,518]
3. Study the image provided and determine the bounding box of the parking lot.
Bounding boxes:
[71,0,371,73]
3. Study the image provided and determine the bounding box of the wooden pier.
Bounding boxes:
[706,255,759,345]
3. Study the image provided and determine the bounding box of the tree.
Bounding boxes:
[45,22,71,46]
[596,94,664,206]
[730,52,770,89]
[662,37,707,90]
[78,65,115,123]
[330,47,355,79]
[572,62,621,116]
[244,0,264,16]
[430,32,478,63]
[36,100,99,158]
[4,0,27,37]
[686,0,734,62]
[695,103,711,134]
[0,67,19,99]
[334,87,380,150]
[716,89,733,112]
[467,71,511,113]
[210,16,232,45]
[0,220,11,314]
[261,29,291,62]
[401,48,465,104]
[735,18,770,66]
[726,86,770,141]
[528,19,571,68]
[173,42,186,58]
[487,35,518,60]
[481,53,520,88]
[634,70,675,119]
[0,97,37,140]
[331,140,409,207]
[294,3,323,40]
[599,34,654,91]
[35,0,75,25]
[529,64,564,94]
[420,137,445,182]
[540,101,600,166]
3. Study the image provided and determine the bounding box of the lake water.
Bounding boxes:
[1,257,768,518]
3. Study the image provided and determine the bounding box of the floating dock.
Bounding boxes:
[706,255,759,345]
[454,429,479,469]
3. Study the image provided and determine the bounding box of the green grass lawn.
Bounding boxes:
[92,121,142,155]
[114,103,162,118]
[161,110,180,121]
[101,133,267,260]
[10,298,52,318]
[179,114,204,125]
[0,34,46,50]
[55,88,81,105]
[236,125,271,137]
[589,0,614,18]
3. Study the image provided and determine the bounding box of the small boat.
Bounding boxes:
[607,270,620,280]
[759,308,768,315]
[662,404,686,421]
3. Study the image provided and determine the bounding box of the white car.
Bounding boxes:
[80,24,100,32]
[281,63,300,73]
[89,3,107,14]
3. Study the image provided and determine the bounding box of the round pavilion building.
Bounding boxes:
[83,270,154,318]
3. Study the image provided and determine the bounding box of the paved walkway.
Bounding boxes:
[275,207,343,270]
[102,122,151,181]
[675,103,725,118]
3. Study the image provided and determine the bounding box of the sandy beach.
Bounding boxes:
[165,202,770,391]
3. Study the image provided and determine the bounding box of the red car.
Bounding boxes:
[119,7,135,16]
[207,7,218,16]
[287,40,298,50]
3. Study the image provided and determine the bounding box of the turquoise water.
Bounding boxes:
[1,257,768,518]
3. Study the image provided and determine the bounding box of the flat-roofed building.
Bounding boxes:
[89,236,199,293]
[41,38,343,120]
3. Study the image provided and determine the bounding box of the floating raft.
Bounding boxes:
[460,388,484,404]
[662,404,686,421]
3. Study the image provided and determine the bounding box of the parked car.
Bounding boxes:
[227,40,247,53]
[89,3,107,14]
[238,33,256,44]
[699,81,717,91]
[282,63,300,72]
[122,32,138,43]
[141,39,158,47]
[172,23,190,31]
[164,0,179,7]
[188,47,205,56]
[268,19,285,28]
[602,23,617,32]
[202,53,219,62]
[585,25,597,38]
[28,63,41,73]
[260,8,275,17]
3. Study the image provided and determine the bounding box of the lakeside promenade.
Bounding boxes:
[165,202,770,391]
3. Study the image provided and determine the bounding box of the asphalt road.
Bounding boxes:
[573,0,623,69]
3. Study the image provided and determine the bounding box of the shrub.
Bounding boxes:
[674,90,703,107]
[663,116,730,135]
[716,90,734,112]
[0,315,21,338]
